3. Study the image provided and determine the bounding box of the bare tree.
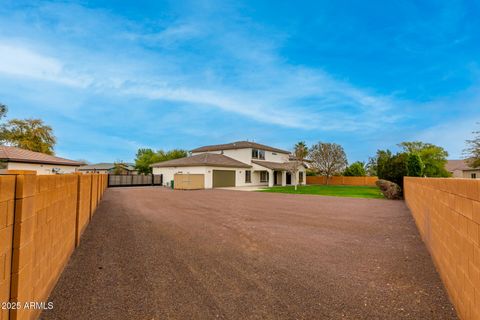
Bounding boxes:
[464,125,480,168]
[309,142,347,184]
[286,142,308,191]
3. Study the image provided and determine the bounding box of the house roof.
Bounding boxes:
[252,160,305,171]
[151,153,251,168]
[78,163,136,171]
[191,141,290,154]
[446,159,477,172]
[0,146,82,166]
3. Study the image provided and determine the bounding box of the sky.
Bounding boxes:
[0,0,479,163]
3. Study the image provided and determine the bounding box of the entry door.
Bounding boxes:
[212,170,236,187]
[274,171,278,185]
[286,172,292,185]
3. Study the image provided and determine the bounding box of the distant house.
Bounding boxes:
[77,163,137,175]
[446,160,480,179]
[151,141,306,189]
[0,146,82,174]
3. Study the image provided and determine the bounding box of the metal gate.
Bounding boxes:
[108,174,163,187]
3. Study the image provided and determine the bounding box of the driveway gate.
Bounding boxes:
[108,174,163,187]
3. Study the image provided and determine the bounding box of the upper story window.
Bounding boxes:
[252,149,265,160]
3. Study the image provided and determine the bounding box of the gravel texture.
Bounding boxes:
[41,187,457,320]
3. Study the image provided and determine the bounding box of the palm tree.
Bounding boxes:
[294,141,308,160]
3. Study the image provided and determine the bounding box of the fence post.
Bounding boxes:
[75,174,81,248]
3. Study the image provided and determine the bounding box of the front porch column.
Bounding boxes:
[268,169,274,187]
[281,171,287,186]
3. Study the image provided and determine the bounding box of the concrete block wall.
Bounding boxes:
[404,177,480,320]
[0,176,15,320]
[306,176,378,186]
[0,171,108,320]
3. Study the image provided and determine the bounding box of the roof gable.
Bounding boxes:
[191,141,290,154]
[0,146,82,166]
[151,153,251,168]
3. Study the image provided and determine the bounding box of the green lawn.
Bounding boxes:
[258,185,384,199]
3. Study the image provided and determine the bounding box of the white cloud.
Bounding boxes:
[0,3,414,131]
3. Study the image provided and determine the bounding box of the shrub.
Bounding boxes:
[376,179,402,200]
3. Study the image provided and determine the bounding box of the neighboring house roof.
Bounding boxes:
[151,153,251,168]
[191,141,290,154]
[252,160,305,171]
[78,163,136,171]
[445,159,477,172]
[0,146,82,166]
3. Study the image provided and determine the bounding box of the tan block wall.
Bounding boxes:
[0,176,15,320]
[0,172,108,320]
[306,176,378,186]
[404,177,480,320]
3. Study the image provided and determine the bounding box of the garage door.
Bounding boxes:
[174,174,205,190]
[213,170,236,188]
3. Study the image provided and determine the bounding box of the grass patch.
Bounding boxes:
[258,185,384,199]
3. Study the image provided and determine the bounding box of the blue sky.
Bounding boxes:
[0,0,479,163]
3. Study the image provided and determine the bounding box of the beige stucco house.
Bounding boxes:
[446,159,480,179]
[0,146,82,174]
[151,141,306,189]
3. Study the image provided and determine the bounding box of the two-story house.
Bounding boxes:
[151,141,306,189]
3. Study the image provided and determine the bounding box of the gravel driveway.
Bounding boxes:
[41,187,457,320]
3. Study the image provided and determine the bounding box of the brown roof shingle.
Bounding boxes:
[252,160,305,171]
[191,141,290,154]
[445,159,476,171]
[151,153,251,168]
[0,146,82,166]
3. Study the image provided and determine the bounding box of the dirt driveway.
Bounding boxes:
[41,188,457,320]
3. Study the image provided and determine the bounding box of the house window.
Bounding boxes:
[245,170,251,183]
[252,149,265,160]
[260,171,268,182]
[299,172,304,183]
[472,173,477,179]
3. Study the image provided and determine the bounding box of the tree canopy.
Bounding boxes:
[398,141,449,177]
[135,148,188,174]
[343,161,366,176]
[373,141,450,190]
[0,118,56,155]
[406,153,423,177]
[294,141,308,160]
[376,150,408,188]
